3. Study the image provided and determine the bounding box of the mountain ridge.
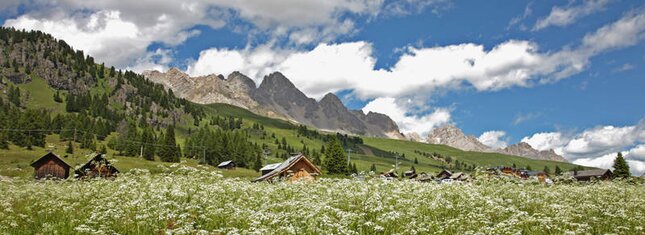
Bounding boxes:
[143,69,403,138]
[426,125,568,162]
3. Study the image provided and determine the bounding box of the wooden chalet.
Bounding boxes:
[254,154,321,182]
[31,152,71,179]
[380,170,398,179]
[436,169,452,179]
[75,154,119,178]
[573,169,612,181]
[403,168,417,179]
[414,172,434,182]
[449,172,469,181]
[217,160,236,169]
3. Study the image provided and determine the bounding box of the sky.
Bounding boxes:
[0,0,644,175]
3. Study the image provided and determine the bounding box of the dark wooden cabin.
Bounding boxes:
[254,154,321,182]
[573,169,612,181]
[75,154,119,178]
[217,160,236,169]
[436,169,453,179]
[31,152,71,179]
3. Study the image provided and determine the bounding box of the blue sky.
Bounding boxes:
[1,0,644,174]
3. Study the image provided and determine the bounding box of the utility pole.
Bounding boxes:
[347,149,352,165]
[140,145,143,158]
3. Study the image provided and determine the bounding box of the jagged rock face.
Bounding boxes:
[426,125,491,152]
[143,69,259,110]
[500,142,568,162]
[144,69,402,138]
[404,132,423,142]
[426,125,568,162]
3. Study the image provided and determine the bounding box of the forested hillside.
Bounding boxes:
[0,27,586,178]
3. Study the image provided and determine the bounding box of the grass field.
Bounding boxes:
[0,166,643,234]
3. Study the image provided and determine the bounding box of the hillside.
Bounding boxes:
[0,27,587,179]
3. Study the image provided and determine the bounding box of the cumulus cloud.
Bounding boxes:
[522,120,645,175]
[0,0,395,68]
[534,0,610,31]
[361,97,451,136]
[513,112,539,125]
[478,131,509,149]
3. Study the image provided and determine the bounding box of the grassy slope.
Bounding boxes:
[2,79,587,179]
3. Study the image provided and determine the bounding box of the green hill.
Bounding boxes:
[0,27,586,179]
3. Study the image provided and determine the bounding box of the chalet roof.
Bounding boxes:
[525,171,544,176]
[254,154,320,182]
[260,163,282,171]
[76,154,119,173]
[31,152,71,168]
[449,172,464,179]
[217,160,234,167]
[575,169,611,177]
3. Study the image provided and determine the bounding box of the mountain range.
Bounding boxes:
[427,125,567,162]
[144,68,568,162]
[143,68,403,138]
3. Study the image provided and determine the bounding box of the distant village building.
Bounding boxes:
[414,172,434,182]
[572,169,612,181]
[217,160,236,169]
[31,152,71,179]
[380,170,398,179]
[254,154,321,182]
[75,154,119,178]
[403,168,417,179]
[449,172,468,181]
[436,169,453,179]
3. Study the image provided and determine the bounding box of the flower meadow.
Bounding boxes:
[0,165,644,235]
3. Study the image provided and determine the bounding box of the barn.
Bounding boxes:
[217,160,236,169]
[573,169,612,181]
[254,154,321,182]
[31,152,71,179]
[75,154,119,178]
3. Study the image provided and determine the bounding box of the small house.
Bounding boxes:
[573,169,612,181]
[75,154,119,178]
[380,170,398,179]
[217,160,236,169]
[414,172,434,182]
[31,152,71,179]
[254,154,321,182]
[436,169,452,179]
[403,168,417,178]
[449,172,469,181]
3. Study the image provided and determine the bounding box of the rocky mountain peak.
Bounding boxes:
[427,125,490,152]
[319,93,344,107]
[500,142,567,162]
[259,72,295,89]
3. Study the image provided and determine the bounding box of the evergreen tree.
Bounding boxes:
[555,165,562,176]
[0,132,8,149]
[66,141,74,154]
[612,152,631,178]
[526,165,532,171]
[543,166,551,175]
[159,125,179,162]
[414,157,418,164]
[100,144,108,154]
[512,163,517,168]
[253,154,262,172]
[370,163,377,173]
[323,137,347,174]
[140,127,155,160]
[53,90,63,103]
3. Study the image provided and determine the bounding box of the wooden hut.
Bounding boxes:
[75,154,119,178]
[31,152,71,179]
[254,154,321,182]
[436,169,452,179]
[573,169,612,181]
[217,160,236,169]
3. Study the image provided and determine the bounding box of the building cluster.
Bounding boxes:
[486,166,615,182]
[378,168,470,183]
[31,152,119,179]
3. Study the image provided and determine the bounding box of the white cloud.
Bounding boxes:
[523,120,645,175]
[478,131,509,149]
[521,132,569,154]
[513,112,539,125]
[534,0,610,31]
[574,146,645,176]
[361,97,451,136]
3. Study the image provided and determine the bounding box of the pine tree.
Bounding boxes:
[414,157,418,164]
[370,163,377,173]
[543,166,551,175]
[253,154,262,172]
[612,152,631,178]
[526,165,532,171]
[323,137,347,174]
[66,141,74,154]
[0,132,9,149]
[512,163,517,168]
[53,90,63,103]
[141,127,155,160]
[100,144,108,154]
[159,125,179,162]
[555,165,562,176]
